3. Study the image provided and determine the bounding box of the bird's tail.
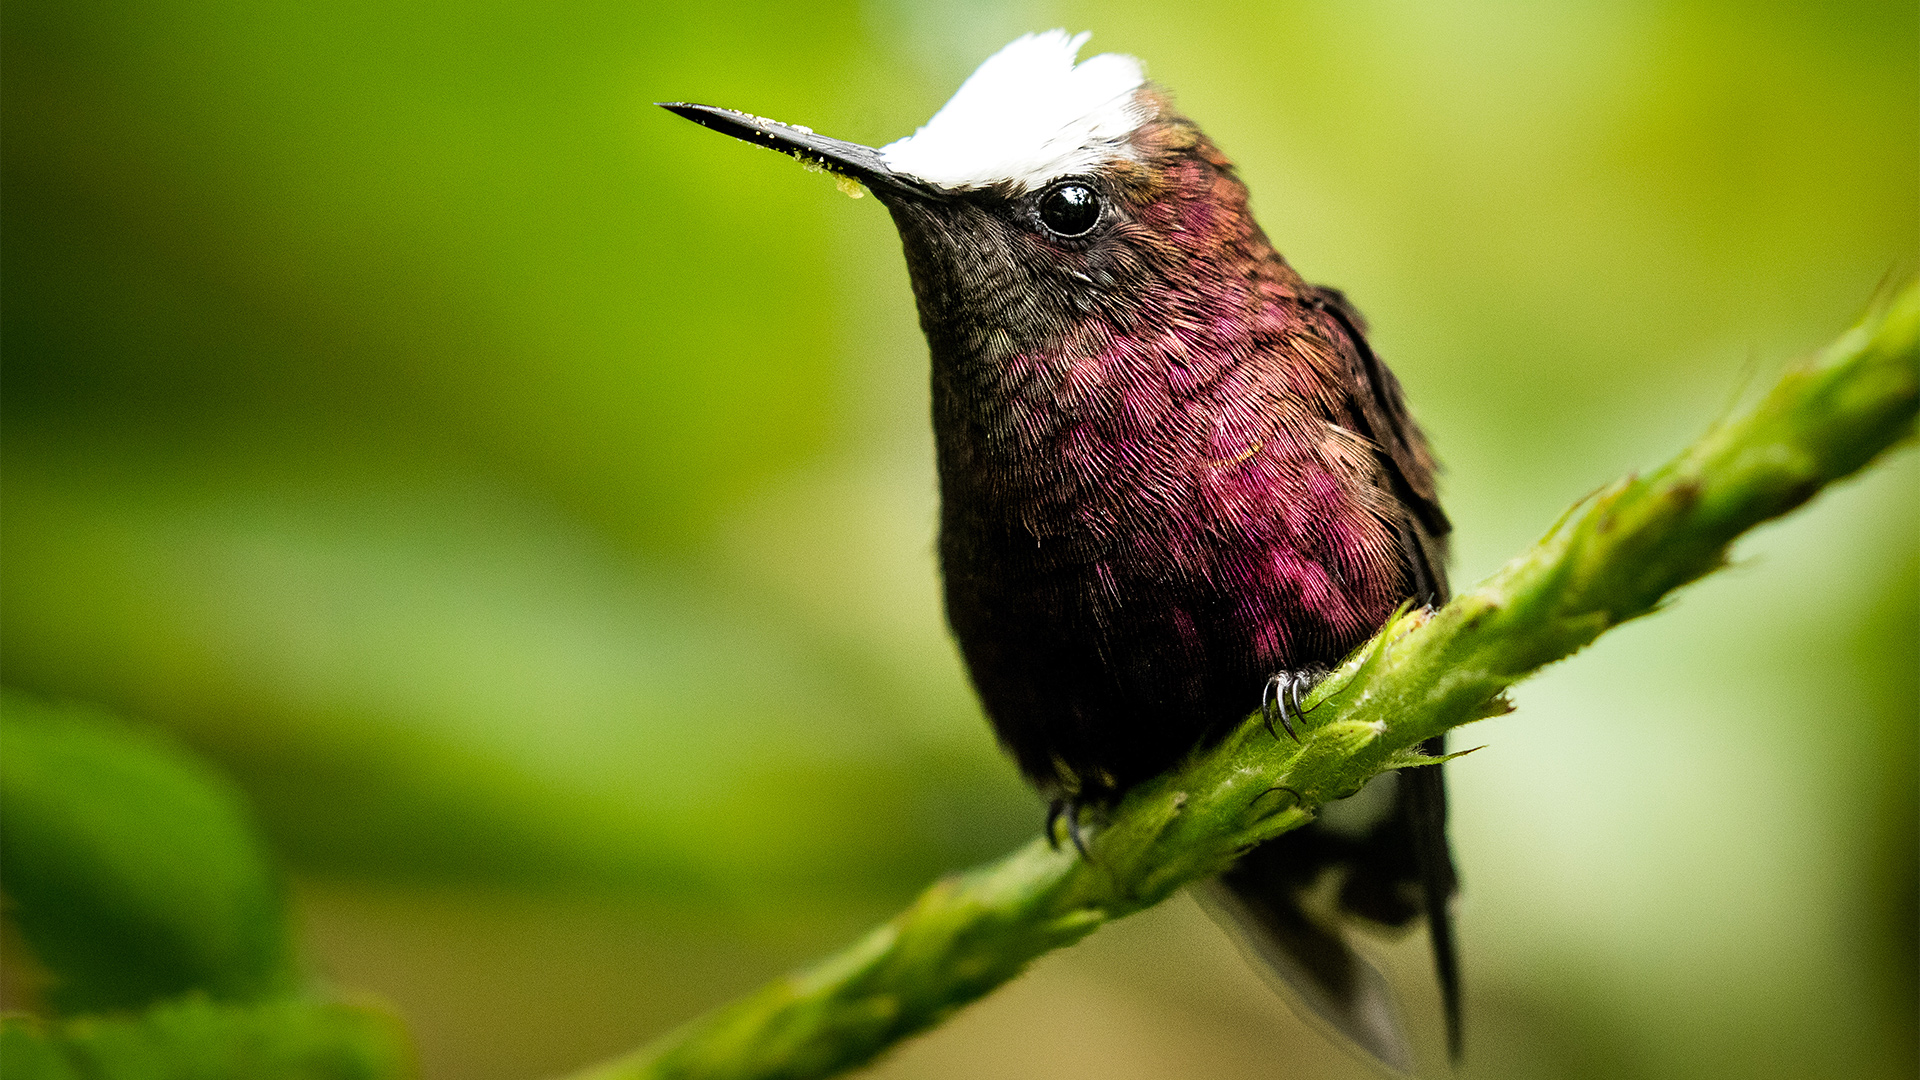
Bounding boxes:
[1202,747,1458,1073]
[1201,869,1413,1072]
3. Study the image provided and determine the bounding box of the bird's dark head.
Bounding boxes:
[664,31,1289,380]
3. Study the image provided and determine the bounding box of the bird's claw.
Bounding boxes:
[1251,784,1303,810]
[1046,797,1092,859]
[1260,670,1315,743]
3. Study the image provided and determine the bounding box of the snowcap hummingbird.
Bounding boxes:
[664,30,1460,1070]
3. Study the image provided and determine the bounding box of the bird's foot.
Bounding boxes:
[1045,796,1092,859]
[1260,669,1321,742]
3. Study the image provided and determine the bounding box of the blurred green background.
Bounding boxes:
[2,0,1914,1076]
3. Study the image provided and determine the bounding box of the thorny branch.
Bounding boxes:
[567,280,1919,1080]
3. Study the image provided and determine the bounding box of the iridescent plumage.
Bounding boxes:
[665,31,1462,1070]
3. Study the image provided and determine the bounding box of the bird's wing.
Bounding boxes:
[1306,284,1452,603]
[1309,283,1462,1059]
[1208,285,1462,1070]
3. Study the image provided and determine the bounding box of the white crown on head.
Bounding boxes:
[880,31,1154,193]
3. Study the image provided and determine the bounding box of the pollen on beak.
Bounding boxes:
[658,103,930,198]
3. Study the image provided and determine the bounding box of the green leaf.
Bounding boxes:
[0,692,296,1014]
[0,996,414,1080]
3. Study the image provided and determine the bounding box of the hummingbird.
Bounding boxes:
[664,30,1459,1071]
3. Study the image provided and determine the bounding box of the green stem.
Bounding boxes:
[568,280,1920,1080]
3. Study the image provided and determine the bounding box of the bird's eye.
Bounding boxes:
[1038,182,1101,237]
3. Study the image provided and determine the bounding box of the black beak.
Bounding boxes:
[658,102,931,199]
